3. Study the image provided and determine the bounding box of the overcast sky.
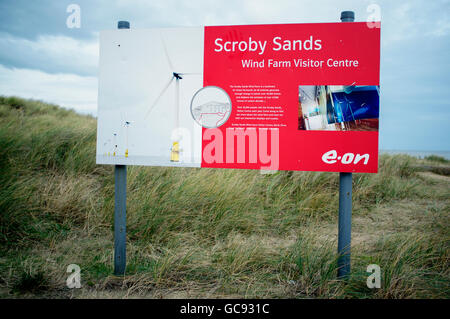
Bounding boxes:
[0,0,449,151]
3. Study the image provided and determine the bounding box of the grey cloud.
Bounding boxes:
[0,32,98,76]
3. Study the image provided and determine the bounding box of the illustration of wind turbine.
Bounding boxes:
[144,34,200,162]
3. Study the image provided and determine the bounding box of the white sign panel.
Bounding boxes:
[97,28,204,167]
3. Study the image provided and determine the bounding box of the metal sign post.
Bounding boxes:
[337,11,355,279]
[114,21,130,276]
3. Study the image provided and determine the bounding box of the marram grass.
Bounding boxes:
[0,96,448,298]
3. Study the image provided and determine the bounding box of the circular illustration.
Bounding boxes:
[190,86,232,128]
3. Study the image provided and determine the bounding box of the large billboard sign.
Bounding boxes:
[97,22,380,172]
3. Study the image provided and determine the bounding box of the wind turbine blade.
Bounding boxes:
[145,76,174,119]
[160,33,174,71]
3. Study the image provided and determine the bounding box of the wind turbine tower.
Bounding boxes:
[145,34,200,162]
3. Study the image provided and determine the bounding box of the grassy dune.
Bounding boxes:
[0,96,448,298]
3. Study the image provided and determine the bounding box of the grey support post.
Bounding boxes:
[340,10,355,23]
[337,172,352,278]
[337,11,355,279]
[114,20,130,276]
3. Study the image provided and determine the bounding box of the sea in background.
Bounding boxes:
[381,150,450,160]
